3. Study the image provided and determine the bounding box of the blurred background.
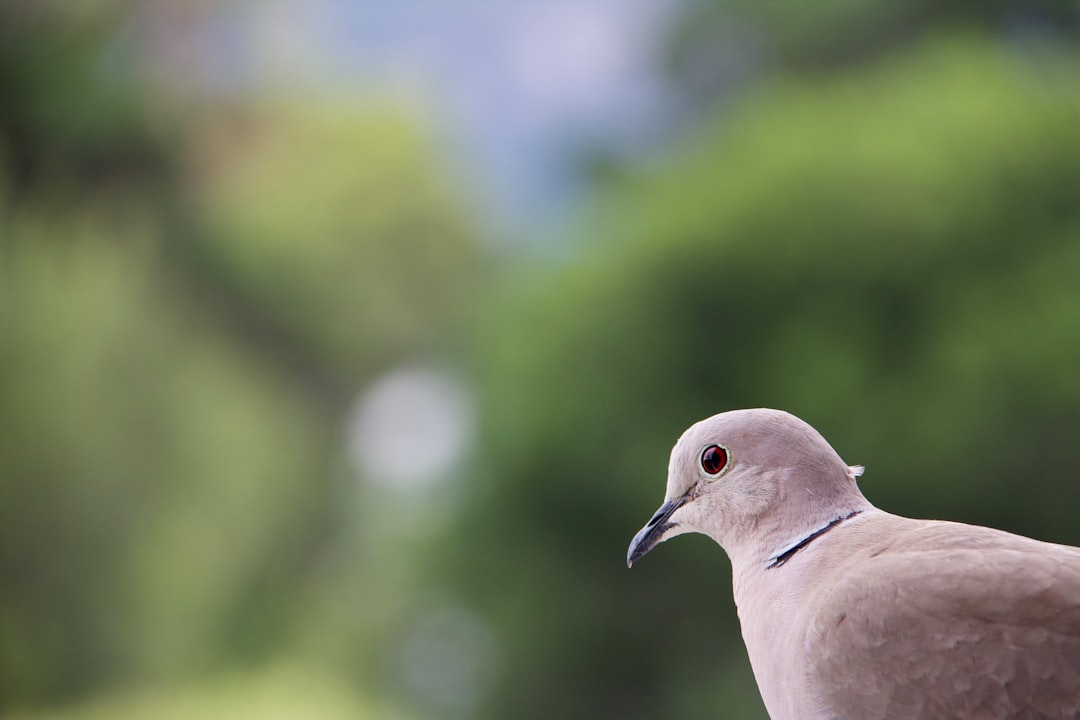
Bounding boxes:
[1,1,1077,718]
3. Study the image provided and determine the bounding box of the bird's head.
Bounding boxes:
[626,408,866,567]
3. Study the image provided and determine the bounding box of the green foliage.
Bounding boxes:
[668,0,1077,77]
[0,217,330,702]
[455,36,1079,719]
[0,14,483,714]
[188,103,479,379]
[5,663,409,720]
[0,3,166,194]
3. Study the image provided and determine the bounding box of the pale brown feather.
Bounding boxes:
[805,517,1080,719]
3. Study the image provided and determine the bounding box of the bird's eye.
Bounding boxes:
[701,445,729,476]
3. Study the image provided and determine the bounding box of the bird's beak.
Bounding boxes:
[626,494,689,568]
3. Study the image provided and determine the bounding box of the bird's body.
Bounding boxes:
[737,510,1080,719]
[627,409,1080,720]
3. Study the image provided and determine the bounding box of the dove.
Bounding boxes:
[627,408,1080,719]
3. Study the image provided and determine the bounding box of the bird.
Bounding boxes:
[626,408,1080,720]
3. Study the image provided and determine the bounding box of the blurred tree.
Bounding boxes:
[663,0,1078,119]
[0,3,483,715]
[450,36,1079,720]
[0,224,331,701]
[184,101,479,384]
[3,663,407,720]
[0,2,169,204]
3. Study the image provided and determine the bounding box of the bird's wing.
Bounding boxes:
[805,522,1080,720]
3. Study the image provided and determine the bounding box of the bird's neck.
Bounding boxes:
[728,488,875,580]
[765,508,865,569]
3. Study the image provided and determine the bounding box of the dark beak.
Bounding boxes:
[626,494,689,568]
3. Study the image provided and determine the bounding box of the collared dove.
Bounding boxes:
[627,408,1080,720]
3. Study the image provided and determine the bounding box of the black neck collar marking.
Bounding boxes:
[766,509,863,570]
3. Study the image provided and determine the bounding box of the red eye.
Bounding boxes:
[701,445,728,475]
